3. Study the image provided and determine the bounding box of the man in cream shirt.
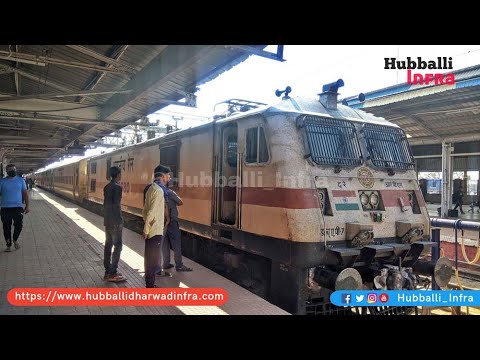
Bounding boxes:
[142,165,171,288]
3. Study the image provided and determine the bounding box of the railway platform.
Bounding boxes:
[0,188,288,315]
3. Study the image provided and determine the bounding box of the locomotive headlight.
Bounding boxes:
[370,192,379,207]
[360,193,369,206]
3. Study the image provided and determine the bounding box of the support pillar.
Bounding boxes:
[441,141,453,218]
[431,228,440,290]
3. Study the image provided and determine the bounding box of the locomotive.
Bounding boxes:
[36,80,452,315]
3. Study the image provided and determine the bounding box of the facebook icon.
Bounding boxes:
[341,293,351,304]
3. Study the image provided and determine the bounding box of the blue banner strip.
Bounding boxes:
[331,290,478,307]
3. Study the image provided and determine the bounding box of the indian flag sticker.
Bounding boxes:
[332,190,360,211]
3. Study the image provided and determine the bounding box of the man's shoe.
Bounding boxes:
[4,246,12,252]
[156,270,172,277]
[107,273,127,282]
[176,265,193,272]
[162,264,174,270]
[13,241,20,250]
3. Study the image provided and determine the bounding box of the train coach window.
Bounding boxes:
[160,145,179,182]
[90,179,96,192]
[106,158,111,180]
[91,162,97,175]
[114,160,126,172]
[246,126,269,164]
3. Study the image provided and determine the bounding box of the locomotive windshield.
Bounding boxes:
[362,123,415,170]
[299,115,363,167]
[298,115,415,170]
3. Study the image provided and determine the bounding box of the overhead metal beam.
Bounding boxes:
[0,67,13,75]
[79,45,130,104]
[0,141,63,148]
[0,113,131,125]
[7,162,48,165]
[0,114,97,124]
[150,97,197,108]
[14,45,21,96]
[0,144,63,149]
[0,89,133,101]
[0,63,77,93]
[409,133,480,145]
[7,153,51,157]
[66,45,135,72]
[81,134,102,139]
[6,150,51,159]
[100,45,214,121]
[9,164,45,168]
[225,45,285,62]
[428,123,480,132]
[4,158,46,162]
[0,50,133,75]
[398,112,443,140]
[0,135,31,139]
[10,156,52,159]
[0,125,29,131]
[415,152,480,158]
[415,112,480,125]
[368,94,480,115]
[5,147,51,151]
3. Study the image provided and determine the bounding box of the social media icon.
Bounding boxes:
[367,293,377,303]
[379,293,389,303]
[341,294,351,304]
[356,295,364,302]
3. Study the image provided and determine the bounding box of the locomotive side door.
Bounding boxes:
[217,124,239,226]
[74,165,79,199]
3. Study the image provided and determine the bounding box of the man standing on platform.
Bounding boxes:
[162,178,192,272]
[103,166,127,282]
[142,165,171,288]
[0,164,29,252]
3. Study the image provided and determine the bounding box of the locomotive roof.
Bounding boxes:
[39,96,398,172]
[215,96,398,127]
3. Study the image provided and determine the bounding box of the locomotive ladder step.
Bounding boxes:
[380,243,411,256]
[362,244,395,256]
[327,247,361,257]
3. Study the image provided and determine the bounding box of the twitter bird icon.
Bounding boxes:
[356,295,364,302]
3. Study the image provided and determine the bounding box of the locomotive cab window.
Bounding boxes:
[227,135,238,167]
[245,126,269,164]
[362,124,415,170]
[298,115,363,167]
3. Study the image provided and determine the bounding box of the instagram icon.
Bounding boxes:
[367,293,377,303]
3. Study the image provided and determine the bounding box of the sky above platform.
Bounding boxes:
[155,45,480,126]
